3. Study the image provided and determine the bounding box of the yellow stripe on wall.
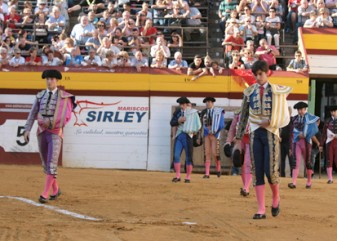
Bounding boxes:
[302,34,337,50]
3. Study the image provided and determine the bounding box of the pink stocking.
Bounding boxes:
[306,169,313,186]
[41,175,55,198]
[269,183,280,208]
[52,178,59,196]
[327,167,333,181]
[255,185,266,214]
[174,163,181,179]
[205,161,211,176]
[186,165,193,180]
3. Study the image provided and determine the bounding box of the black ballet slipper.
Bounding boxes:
[271,204,280,217]
[253,214,266,220]
[38,195,48,204]
[49,189,62,200]
[172,177,181,183]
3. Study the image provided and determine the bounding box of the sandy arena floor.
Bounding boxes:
[0,165,337,241]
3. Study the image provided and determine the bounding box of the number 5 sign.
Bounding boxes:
[0,120,39,153]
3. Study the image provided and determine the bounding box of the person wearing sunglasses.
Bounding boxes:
[239,17,258,42]
[265,7,281,49]
[9,48,25,67]
[286,50,308,72]
[235,60,292,219]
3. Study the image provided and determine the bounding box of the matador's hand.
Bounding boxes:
[24,130,30,143]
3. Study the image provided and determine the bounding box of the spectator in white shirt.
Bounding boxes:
[43,50,63,66]
[34,0,49,16]
[304,10,319,28]
[97,36,120,58]
[102,50,117,69]
[0,47,10,66]
[117,51,131,67]
[265,7,281,49]
[0,0,9,22]
[83,48,102,66]
[70,15,96,45]
[9,48,25,67]
[150,37,170,58]
[131,50,148,72]
[168,51,188,70]
[315,8,334,27]
[45,6,66,33]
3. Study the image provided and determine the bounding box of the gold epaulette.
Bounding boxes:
[243,84,256,97]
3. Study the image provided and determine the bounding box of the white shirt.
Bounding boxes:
[83,55,102,66]
[150,45,170,58]
[0,2,9,22]
[43,57,63,66]
[9,56,25,66]
[45,88,58,96]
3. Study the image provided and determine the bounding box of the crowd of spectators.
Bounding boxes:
[0,0,333,73]
[0,0,210,71]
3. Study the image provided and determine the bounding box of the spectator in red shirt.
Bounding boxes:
[255,38,282,70]
[25,47,42,66]
[4,6,21,29]
[222,28,244,58]
[140,19,157,45]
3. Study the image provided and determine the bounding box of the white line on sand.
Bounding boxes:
[0,196,102,221]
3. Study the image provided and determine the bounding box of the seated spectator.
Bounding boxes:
[297,0,315,29]
[151,51,167,68]
[0,0,9,23]
[65,48,83,67]
[315,0,326,12]
[265,7,281,49]
[107,18,119,36]
[151,0,166,25]
[34,0,49,17]
[34,12,48,43]
[52,0,70,29]
[222,28,244,58]
[97,37,120,58]
[184,6,203,41]
[150,37,171,58]
[229,50,245,69]
[25,47,42,66]
[70,15,96,46]
[0,47,10,66]
[168,32,183,54]
[239,5,256,24]
[211,61,224,75]
[239,16,258,42]
[100,10,112,27]
[96,20,108,38]
[138,2,153,19]
[251,0,269,19]
[204,55,212,73]
[164,2,184,25]
[255,15,265,45]
[225,10,239,29]
[117,51,131,67]
[118,11,131,28]
[304,10,319,28]
[131,51,148,72]
[286,0,300,32]
[218,0,239,34]
[136,12,148,28]
[331,10,337,27]
[168,51,188,70]
[187,55,207,81]
[15,35,32,52]
[83,48,102,66]
[113,27,128,47]
[2,36,14,56]
[85,29,101,51]
[19,7,34,29]
[60,37,80,58]
[315,8,333,27]
[45,6,66,36]
[255,38,281,70]
[122,2,137,17]
[68,0,105,14]
[128,28,143,55]
[4,5,20,29]
[242,48,257,69]
[102,50,117,69]
[9,48,25,67]
[286,50,308,72]
[121,18,136,37]
[270,0,283,16]
[224,17,239,39]
[140,19,157,45]
[88,11,99,25]
[2,27,15,43]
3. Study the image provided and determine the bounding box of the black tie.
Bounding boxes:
[46,91,53,106]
